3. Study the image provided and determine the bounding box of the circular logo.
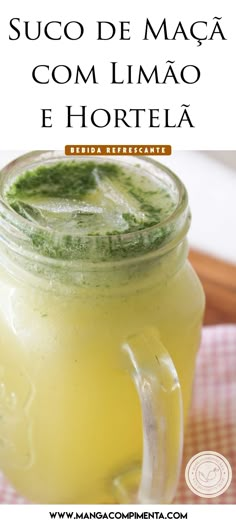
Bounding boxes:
[185,451,232,498]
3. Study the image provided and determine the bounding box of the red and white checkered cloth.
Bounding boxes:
[175,324,236,504]
[1,325,235,504]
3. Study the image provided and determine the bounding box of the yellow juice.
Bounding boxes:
[0,257,204,503]
[0,154,205,503]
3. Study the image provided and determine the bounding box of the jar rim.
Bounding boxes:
[0,151,190,266]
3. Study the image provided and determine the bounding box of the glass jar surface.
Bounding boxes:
[0,153,205,504]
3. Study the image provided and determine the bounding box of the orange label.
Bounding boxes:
[65,145,172,156]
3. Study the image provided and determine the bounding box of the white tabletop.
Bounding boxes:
[164,151,236,264]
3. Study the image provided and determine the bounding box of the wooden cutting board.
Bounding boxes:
[189,249,236,325]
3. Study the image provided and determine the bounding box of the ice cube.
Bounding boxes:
[93,169,146,222]
[21,197,103,215]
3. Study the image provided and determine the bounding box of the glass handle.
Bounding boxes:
[113,327,183,504]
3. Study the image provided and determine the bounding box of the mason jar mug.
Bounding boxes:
[0,153,205,504]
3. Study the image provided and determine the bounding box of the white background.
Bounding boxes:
[1,150,235,264]
[0,4,236,519]
[0,0,235,149]
[0,504,236,526]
